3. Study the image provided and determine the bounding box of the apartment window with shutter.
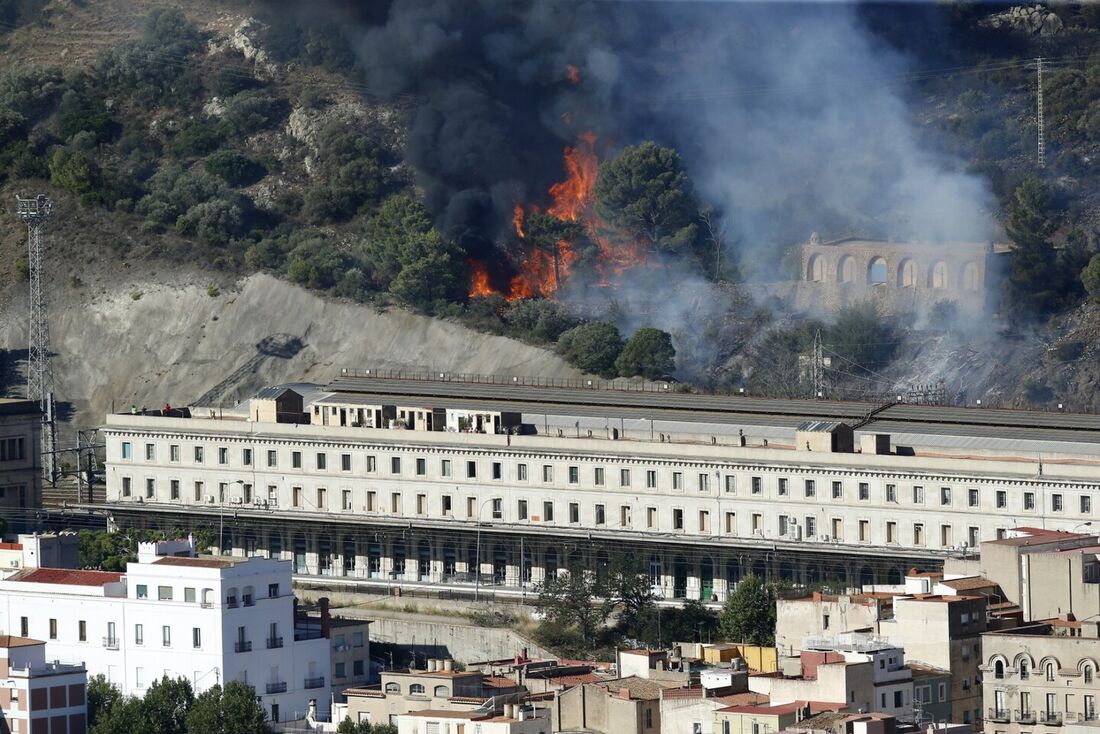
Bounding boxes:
[543,465,554,482]
[492,498,502,520]
[1083,496,1092,514]
[832,518,843,540]
[859,520,869,542]
[1024,492,1035,510]
[145,443,155,461]
[170,445,180,462]
[266,449,275,467]
[941,487,951,504]
[805,479,815,497]
[941,524,953,547]
[543,502,554,522]
[492,462,502,480]
[805,516,816,536]
[219,447,229,465]
[698,473,709,492]
[466,461,477,479]
[170,480,179,500]
[417,494,426,515]
[996,490,1007,508]
[621,505,632,527]
[518,463,528,481]
[647,507,658,529]
[568,466,579,484]
[912,485,924,504]
[699,510,710,532]
[673,508,684,530]
[886,484,897,503]
[392,493,402,514]
[518,499,527,520]
[416,458,426,476]
[621,469,631,487]
[752,513,762,534]
[646,470,657,488]
[442,495,452,515]
[859,482,869,500]
[122,476,132,497]
[391,457,401,474]
[725,475,736,493]
[341,453,351,472]
[751,476,762,494]
[1053,494,1064,512]
[832,481,842,499]
[594,467,605,486]
[439,459,450,477]
[778,478,789,496]
[367,491,376,511]
[886,522,897,544]
[292,451,302,469]
[914,524,924,545]
[569,502,579,523]
[595,504,606,525]
[968,488,979,507]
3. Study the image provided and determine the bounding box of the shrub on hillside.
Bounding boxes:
[0,66,67,121]
[557,321,624,378]
[204,150,266,186]
[57,88,118,143]
[615,327,676,379]
[96,9,203,107]
[220,91,289,136]
[503,299,580,343]
[210,63,263,98]
[168,119,226,158]
[175,195,252,247]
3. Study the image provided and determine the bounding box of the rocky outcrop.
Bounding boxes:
[983,5,1064,36]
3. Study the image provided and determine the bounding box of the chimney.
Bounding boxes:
[428,659,437,672]
[444,659,454,672]
[319,597,331,639]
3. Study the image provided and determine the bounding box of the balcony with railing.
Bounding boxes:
[242,595,254,607]
[226,596,238,609]
[265,681,287,695]
[988,709,1010,723]
[234,640,252,653]
[1016,709,1036,724]
[102,637,119,650]
[304,676,326,689]
[1040,711,1063,726]
[266,636,283,649]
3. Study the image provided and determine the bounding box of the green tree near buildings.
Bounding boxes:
[1004,176,1061,319]
[1082,254,1100,301]
[337,718,398,734]
[184,681,271,734]
[718,575,777,645]
[535,565,615,647]
[556,321,623,378]
[594,141,700,258]
[615,327,676,379]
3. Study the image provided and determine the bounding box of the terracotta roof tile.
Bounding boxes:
[9,568,122,586]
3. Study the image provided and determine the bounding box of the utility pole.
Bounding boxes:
[15,194,56,485]
[812,329,824,399]
[1037,56,1045,168]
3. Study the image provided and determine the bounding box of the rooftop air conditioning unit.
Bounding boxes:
[206,495,216,504]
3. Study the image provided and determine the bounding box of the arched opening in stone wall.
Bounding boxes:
[961,261,980,290]
[837,255,855,283]
[897,259,916,287]
[807,254,825,282]
[929,261,948,289]
[868,257,887,284]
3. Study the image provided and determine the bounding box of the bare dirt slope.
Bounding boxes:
[0,270,582,428]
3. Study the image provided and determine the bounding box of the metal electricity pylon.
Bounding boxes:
[15,194,57,484]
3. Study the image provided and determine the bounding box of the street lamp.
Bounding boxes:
[474,497,497,602]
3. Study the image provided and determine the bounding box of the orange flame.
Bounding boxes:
[548,131,598,221]
[467,259,494,298]
[566,64,580,85]
[512,203,525,239]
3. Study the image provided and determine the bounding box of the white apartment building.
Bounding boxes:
[92,375,1100,601]
[0,635,87,734]
[0,540,329,724]
[396,704,550,734]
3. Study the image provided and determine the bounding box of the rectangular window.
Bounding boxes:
[219,447,229,465]
[832,518,843,540]
[367,491,376,511]
[518,499,528,520]
[1053,493,1064,512]
[778,478,789,496]
[122,441,132,460]
[886,522,897,544]
[804,479,815,497]
[543,501,554,522]
[751,476,762,494]
[699,510,711,533]
[646,470,657,489]
[158,585,173,600]
[293,487,302,508]
[1083,496,1092,514]
[543,465,553,482]
[832,481,842,499]
[466,460,477,479]
[137,584,148,599]
[595,467,605,486]
[621,505,632,527]
[859,520,869,542]
[941,486,951,505]
[1024,491,1035,510]
[568,466,579,484]
[416,458,426,476]
[170,445,180,462]
[170,480,179,500]
[886,484,897,503]
[968,488,979,507]
[491,497,502,520]
[569,502,580,523]
[19,616,27,637]
[518,463,528,481]
[914,523,925,545]
[442,495,452,515]
[941,524,953,547]
[913,485,924,504]
[725,475,736,493]
[292,451,302,469]
[184,587,196,603]
[621,469,631,487]
[725,512,736,534]
[968,526,980,548]
[316,487,327,509]
[78,620,87,642]
[341,453,351,472]
[859,482,869,500]
[466,496,476,518]
[192,628,201,649]
[145,478,155,498]
[162,626,171,647]
[266,449,276,467]
[135,624,143,645]
[269,583,280,597]
[673,508,684,530]
[492,461,502,480]
[392,493,402,514]
[145,443,155,461]
[698,473,709,492]
[595,504,606,525]
[244,448,253,466]
[672,472,683,491]
[996,490,1007,508]
[122,476,132,497]
[752,513,762,534]
[316,453,327,470]
[648,507,658,529]
[367,455,377,473]
[343,490,352,511]
[440,458,450,477]
[391,457,401,474]
[805,516,816,536]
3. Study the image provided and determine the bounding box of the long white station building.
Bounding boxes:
[91,372,1100,602]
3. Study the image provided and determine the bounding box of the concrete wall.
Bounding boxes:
[776,596,883,655]
[367,616,554,666]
